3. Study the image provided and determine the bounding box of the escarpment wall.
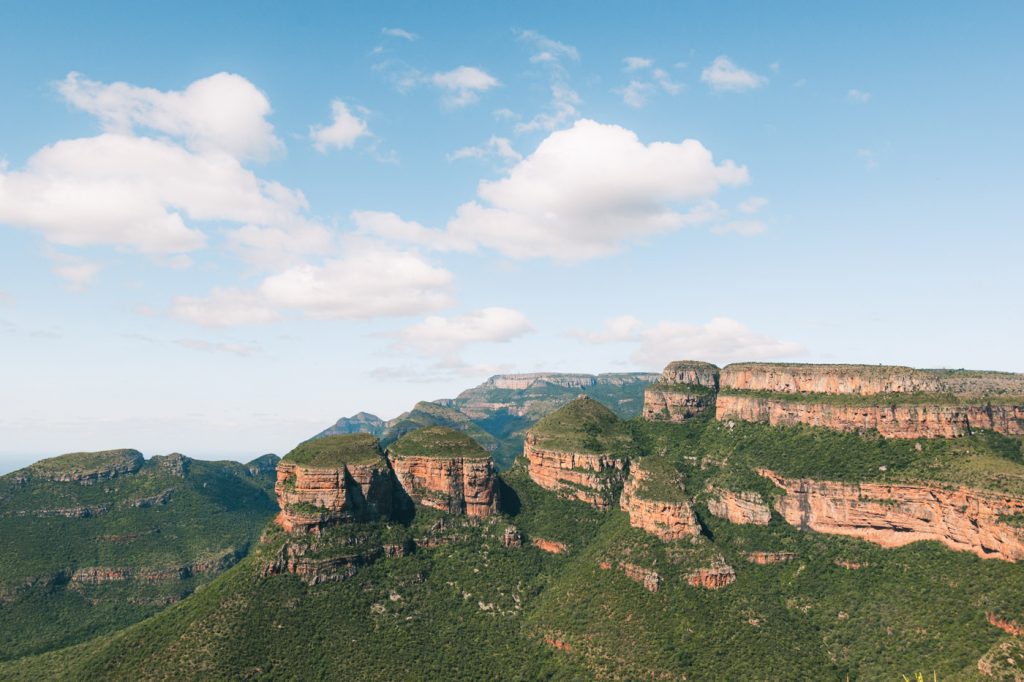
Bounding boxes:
[715,394,1024,438]
[759,469,1024,562]
[275,461,394,532]
[642,361,1024,437]
[619,469,700,541]
[390,456,498,517]
[524,436,628,510]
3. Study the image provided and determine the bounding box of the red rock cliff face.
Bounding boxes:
[706,487,772,525]
[716,394,1024,438]
[759,469,1024,562]
[524,436,628,510]
[619,470,700,541]
[642,388,716,423]
[275,461,393,532]
[389,455,498,518]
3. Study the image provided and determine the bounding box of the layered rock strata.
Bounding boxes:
[524,438,628,510]
[619,460,700,541]
[643,360,720,423]
[716,394,1024,439]
[686,562,736,589]
[759,469,1024,562]
[706,488,772,525]
[275,459,393,533]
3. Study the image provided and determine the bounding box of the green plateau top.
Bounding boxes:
[283,434,385,468]
[630,456,688,503]
[529,396,635,455]
[26,449,144,476]
[388,426,490,459]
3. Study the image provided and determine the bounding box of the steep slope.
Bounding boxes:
[380,401,499,454]
[0,450,278,660]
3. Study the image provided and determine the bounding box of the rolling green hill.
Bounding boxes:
[0,450,279,661]
[6,409,1024,679]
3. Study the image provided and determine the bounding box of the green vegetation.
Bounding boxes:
[282,434,384,468]
[388,426,490,459]
[630,455,688,503]
[0,453,278,661]
[26,449,143,478]
[380,401,500,452]
[650,381,717,395]
[530,397,639,456]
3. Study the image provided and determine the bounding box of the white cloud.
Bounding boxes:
[711,220,766,236]
[310,100,370,152]
[737,197,768,214]
[0,73,330,267]
[621,80,656,108]
[396,307,532,356]
[174,241,453,327]
[514,30,581,133]
[58,72,281,161]
[517,30,580,63]
[653,68,683,95]
[445,120,748,260]
[448,136,522,163]
[173,289,279,327]
[623,56,653,71]
[847,89,872,103]
[382,27,417,40]
[700,56,768,92]
[431,67,499,108]
[576,316,805,367]
[857,148,878,169]
[351,211,472,251]
[175,338,260,356]
[48,250,100,292]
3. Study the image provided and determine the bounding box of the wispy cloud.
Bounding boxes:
[700,56,768,92]
[382,27,418,41]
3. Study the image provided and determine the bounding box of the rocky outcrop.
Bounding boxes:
[746,551,795,564]
[501,526,523,549]
[261,541,411,585]
[524,438,628,510]
[619,561,662,592]
[977,638,1024,680]
[532,538,567,554]
[619,461,700,541]
[390,456,497,517]
[275,459,393,533]
[643,360,719,423]
[716,394,1024,438]
[686,562,736,589]
[989,613,1024,638]
[68,549,243,585]
[760,469,1024,562]
[707,488,772,525]
[27,449,144,483]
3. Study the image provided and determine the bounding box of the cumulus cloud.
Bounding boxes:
[623,56,653,71]
[175,241,453,327]
[310,100,370,152]
[396,307,532,356]
[0,73,331,267]
[447,135,522,163]
[700,56,768,92]
[445,119,749,259]
[58,72,281,160]
[351,211,472,251]
[847,89,871,103]
[430,67,499,108]
[576,316,805,367]
[382,27,417,40]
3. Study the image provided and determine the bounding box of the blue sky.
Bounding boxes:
[1,1,1022,470]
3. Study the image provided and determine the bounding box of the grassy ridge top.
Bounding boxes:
[26,449,144,477]
[388,426,490,459]
[283,434,384,468]
[529,396,637,455]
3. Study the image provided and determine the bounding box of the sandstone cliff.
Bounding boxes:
[706,487,772,525]
[642,360,719,423]
[716,394,1024,438]
[524,397,633,510]
[388,426,498,517]
[619,457,700,541]
[759,468,1024,562]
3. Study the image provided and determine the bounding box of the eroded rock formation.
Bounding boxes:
[532,538,567,554]
[746,551,796,565]
[686,562,736,589]
[619,460,700,541]
[619,561,662,592]
[643,360,720,423]
[716,394,1024,439]
[275,459,394,533]
[759,469,1024,562]
[390,455,497,517]
[707,487,772,525]
[524,438,628,510]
